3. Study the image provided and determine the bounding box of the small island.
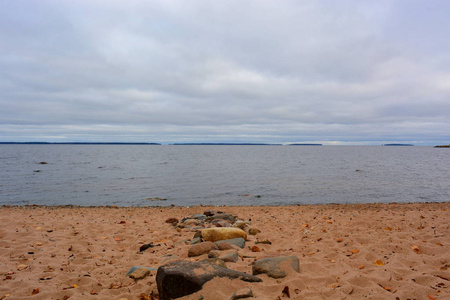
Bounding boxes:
[382,144,414,146]
[434,145,450,148]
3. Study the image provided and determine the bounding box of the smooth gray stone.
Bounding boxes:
[156,260,262,300]
[215,237,245,249]
[208,250,239,263]
[191,213,207,220]
[252,256,299,279]
[219,252,239,263]
[210,213,235,222]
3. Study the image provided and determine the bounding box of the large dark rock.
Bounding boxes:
[156,260,262,299]
[252,256,299,279]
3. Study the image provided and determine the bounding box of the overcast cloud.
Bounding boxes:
[1,0,449,144]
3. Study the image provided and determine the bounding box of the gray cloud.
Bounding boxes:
[1,0,449,144]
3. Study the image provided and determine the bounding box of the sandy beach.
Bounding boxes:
[1,202,449,299]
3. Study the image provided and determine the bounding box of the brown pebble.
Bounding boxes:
[248,228,261,235]
[214,220,231,227]
[188,242,218,257]
[17,264,27,271]
[251,246,261,252]
[204,210,217,216]
[165,218,179,224]
[231,288,253,300]
[129,268,150,280]
[31,288,40,296]
[217,243,233,250]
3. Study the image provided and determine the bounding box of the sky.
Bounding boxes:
[1,0,449,145]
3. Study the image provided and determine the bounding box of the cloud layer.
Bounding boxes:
[1,0,449,144]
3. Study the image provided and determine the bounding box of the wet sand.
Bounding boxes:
[0,202,449,299]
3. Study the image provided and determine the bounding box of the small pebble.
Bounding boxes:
[248,228,261,235]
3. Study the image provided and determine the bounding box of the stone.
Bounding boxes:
[201,228,247,242]
[213,220,232,227]
[191,214,207,220]
[129,268,150,280]
[165,217,179,224]
[215,238,246,249]
[208,250,222,258]
[188,241,218,257]
[183,219,200,226]
[252,256,299,279]
[210,213,235,222]
[231,288,254,300]
[126,266,157,276]
[139,243,155,252]
[156,260,262,300]
[220,252,239,263]
[248,228,261,235]
[255,239,271,245]
[233,221,250,230]
[234,223,246,230]
[145,197,167,201]
[217,243,234,250]
[208,250,239,262]
[251,246,260,252]
[203,210,217,216]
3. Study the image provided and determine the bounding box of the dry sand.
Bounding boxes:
[0,202,449,300]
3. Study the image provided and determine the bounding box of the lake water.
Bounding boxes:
[1,145,449,206]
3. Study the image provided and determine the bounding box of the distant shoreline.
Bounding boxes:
[0,142,161,145]
[171,143,281,145]
[288,143,322,146]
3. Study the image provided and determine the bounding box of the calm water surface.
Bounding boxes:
[0,145,449,206]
